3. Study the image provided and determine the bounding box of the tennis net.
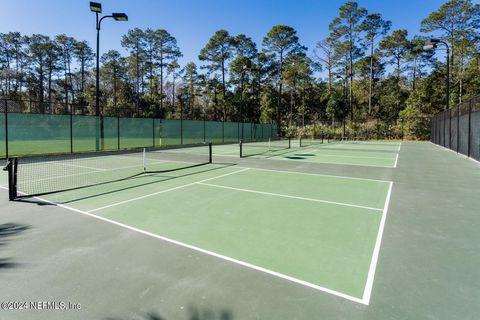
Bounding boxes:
[4,143,212,200]
[239,138,291,158]
[299,135,324,147]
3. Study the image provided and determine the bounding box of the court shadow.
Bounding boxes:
[104,306,233,320]
[284,156,305,160]
[0,223,30,270]
[293,154,316,157]
[15,198,56,206]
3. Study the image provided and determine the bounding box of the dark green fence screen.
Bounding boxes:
[0,100,277,158]
[431,96,480,162]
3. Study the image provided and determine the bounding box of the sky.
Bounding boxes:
[0,0,455,76]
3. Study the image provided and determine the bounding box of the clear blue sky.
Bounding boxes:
[0,0,451,71]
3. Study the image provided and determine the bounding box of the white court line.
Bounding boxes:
[88,168,250,213]
[24,161,107,172]
[0,185,365,304]
[198,182,383,212]
[361,181,393,305]
[236,167,392,184]
[60,163,107,171]
[272,157,396,168]
[394,154,399,168]
[302,153,396,160]
[397,142,402,152]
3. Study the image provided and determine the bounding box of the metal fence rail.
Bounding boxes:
[431,96,480,162]
[0,99,278,158]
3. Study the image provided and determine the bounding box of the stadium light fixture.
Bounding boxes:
[112,13,128,21]
[90,2,102,13]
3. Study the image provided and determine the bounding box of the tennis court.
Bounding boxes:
[210,139,400,168]
[1,140,479,319]
[2,142,393,304]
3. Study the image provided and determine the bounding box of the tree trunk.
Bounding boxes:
[368,40,374,116]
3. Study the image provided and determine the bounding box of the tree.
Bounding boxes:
[329,1,368,123]
[262,25,306,131]
[101,50,127,113]
[359,13,391,115]
[27,35,50,107]
[314,36,338,92]
[121,28,146,112]
[72,40,94,102]
[199,30,234,121]
[153,29,182,116]
[55,34,76,110]
[379,29,410,82]
[167,60,181,114]
[420,0,480,66]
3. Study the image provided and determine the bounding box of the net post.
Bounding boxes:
[239,141,243,158]
[3,158,17,201]
[299,137,302,148]
[143,148,146,173]
[288,137,291,149]
[208,143,212,163]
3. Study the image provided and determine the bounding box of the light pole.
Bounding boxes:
[90,2,128,151]
[424,38,450,147]
[240,65,248,141]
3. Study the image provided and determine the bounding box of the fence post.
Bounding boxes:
[448,108,452,149]
[457,106,460,153]
[4,99,8,158]
[467,100,472,157]
[70,103,73,153]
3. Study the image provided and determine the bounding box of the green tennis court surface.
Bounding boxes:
[1,141,479,319]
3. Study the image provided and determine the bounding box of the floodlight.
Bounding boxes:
[112,13,128,21]
[90,2,102,13]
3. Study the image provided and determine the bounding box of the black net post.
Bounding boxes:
[3,158,17,201]
[239,140,243,158]
[208,142,212,163]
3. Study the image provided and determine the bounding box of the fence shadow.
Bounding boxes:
[105,305,233,320]
[0,223,30,269]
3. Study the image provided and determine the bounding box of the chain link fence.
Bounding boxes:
[431,96,480,162]
[0,99,277,158]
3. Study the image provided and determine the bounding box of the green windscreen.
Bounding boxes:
[7,113,71,156]
[0,112,5,158]
[72,115,97,153]
[103,116,120,150]
[119,117,154,149]
[160,119,181,146]
[224,122,239,143]
[183,120,204,144]
[205,120,223,144]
